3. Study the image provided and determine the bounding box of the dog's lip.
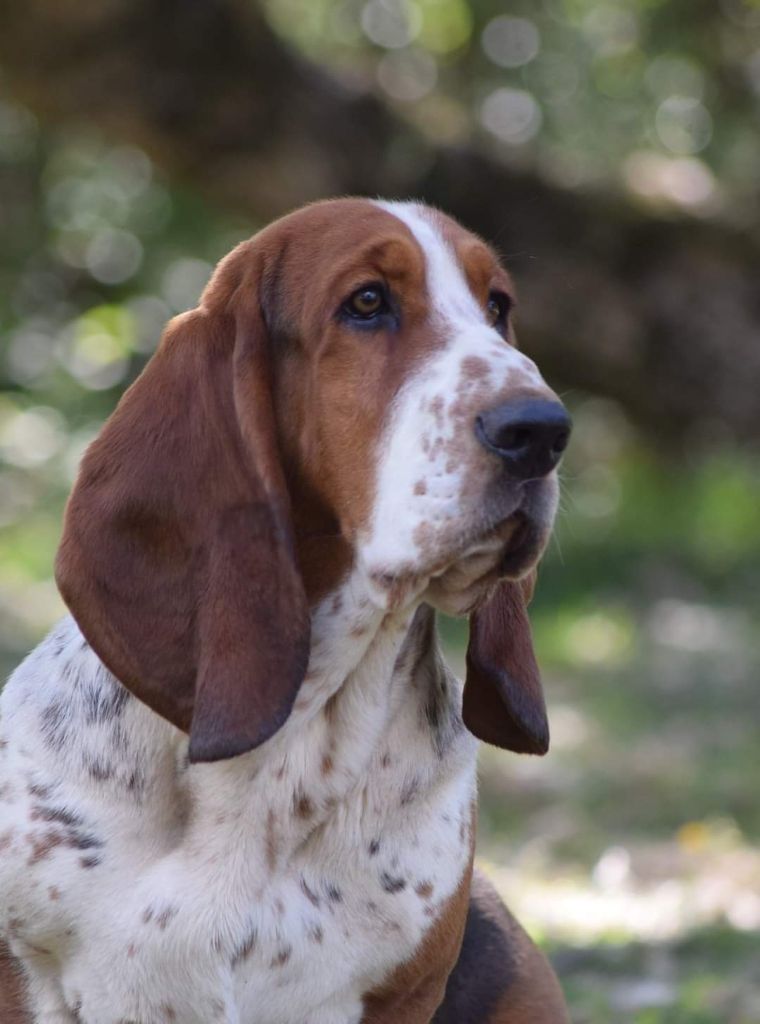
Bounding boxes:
[497,514,543,578]
[428,510,541,582]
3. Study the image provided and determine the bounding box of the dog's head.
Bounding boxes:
[56,199,570,762]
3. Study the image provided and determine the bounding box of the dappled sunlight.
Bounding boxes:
[480,824,760,945]
[648,599,747,654]
[623,151,720,212]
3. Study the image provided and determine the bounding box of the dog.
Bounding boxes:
[0,198,571,1023]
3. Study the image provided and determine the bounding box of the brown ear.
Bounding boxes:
[55,244,310,763]
[463,572,548,755]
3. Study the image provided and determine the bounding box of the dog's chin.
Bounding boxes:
[423,514,547,617]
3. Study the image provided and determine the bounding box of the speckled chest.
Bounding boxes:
[0,609,477,1023]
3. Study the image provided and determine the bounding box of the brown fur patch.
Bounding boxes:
[432,872,569,1024]
[361,864,473,1023]
[0,941,30,1024]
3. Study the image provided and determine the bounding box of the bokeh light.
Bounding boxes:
[361,0,421,49]
[481,16,540,69]
[480,87,542,145]
[377,47,438,101]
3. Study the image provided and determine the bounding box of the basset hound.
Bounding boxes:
[0,199,571,1023]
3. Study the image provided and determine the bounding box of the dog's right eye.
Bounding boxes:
[342,284,389,322]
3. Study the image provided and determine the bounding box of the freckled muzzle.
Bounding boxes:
[475,397,571,481]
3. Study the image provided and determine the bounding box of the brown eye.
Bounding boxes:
[486,291,511,330]
[345,285,385,319]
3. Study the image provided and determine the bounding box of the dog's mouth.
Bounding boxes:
[495,513,546,578]
[423,511,547,615]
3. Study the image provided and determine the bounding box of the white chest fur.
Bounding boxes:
[0,584,477,1024]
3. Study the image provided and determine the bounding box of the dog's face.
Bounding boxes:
[254,200,567,615]
[56,198,569,762]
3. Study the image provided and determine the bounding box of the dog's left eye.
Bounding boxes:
[344,284,387,320]
[486,291,512,330]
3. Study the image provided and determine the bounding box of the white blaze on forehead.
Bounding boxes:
[361,201,548,594]
[374,200,485,326]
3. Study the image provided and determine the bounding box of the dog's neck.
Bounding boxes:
[26,569,471,883]
[179,575,471,873]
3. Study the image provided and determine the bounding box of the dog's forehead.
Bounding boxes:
[373,200,511,316]
[260,197,411,256]
[258,198,506,301]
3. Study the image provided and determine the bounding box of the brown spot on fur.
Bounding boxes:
[400,776,419,806]
[26,829,65,865]
[429,395,445,429]
[308,923,324,943]
[380,872,406,894]
[47,886,61,901]
[270,946,291,967]
[231,929,257,967]
[415,881,434,900]
[413,480,427,495]
[161,1006,177,1022]
[320,754,334,775]
[300,878,320,907]
[460,355,490,381]
[293,792,314,818]
[27,782,52,798]
[0,830,14,852]
[155,906,178,930]
[127,943,138,958]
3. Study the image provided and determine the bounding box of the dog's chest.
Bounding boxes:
[0,612,477,1023]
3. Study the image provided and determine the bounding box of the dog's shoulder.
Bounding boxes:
[433,871,569,1024]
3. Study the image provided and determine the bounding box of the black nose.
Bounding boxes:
[475,398,571,480]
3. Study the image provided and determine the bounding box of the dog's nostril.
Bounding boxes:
[551,429,570,456]
[475,398,572,481]
[501,427,532,450]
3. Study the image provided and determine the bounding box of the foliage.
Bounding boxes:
[264,0,760,214]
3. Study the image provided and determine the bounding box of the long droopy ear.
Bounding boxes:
[463,571,549,755]
[55,243,310,763]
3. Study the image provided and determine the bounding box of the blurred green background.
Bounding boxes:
[1,1,759,1020]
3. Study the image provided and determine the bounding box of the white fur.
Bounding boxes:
[0,593,476,1023]
[360,202,553,605]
